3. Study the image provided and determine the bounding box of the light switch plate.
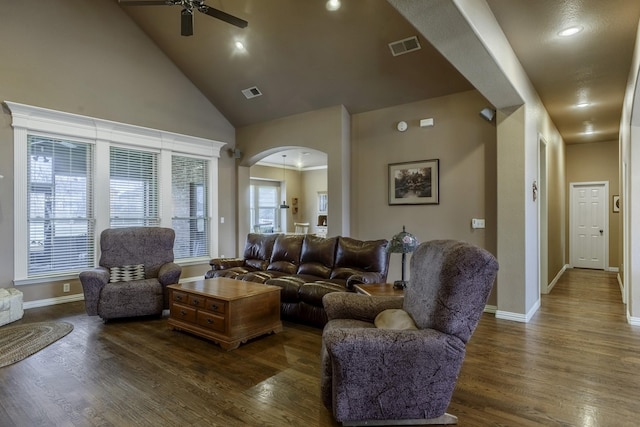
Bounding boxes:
[471,218,485,229]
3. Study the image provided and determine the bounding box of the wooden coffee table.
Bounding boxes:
[353,283,404,297]
[167,278,282,350]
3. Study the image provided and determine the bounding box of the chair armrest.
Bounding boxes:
[346,272,386,289]
[158,262,182,285]
[323,292,403,322]
[79,267,110,316]
[209,258,245,270]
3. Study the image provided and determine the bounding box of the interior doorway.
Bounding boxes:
[569,182,609,270]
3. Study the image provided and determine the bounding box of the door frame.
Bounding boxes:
[538,135,548,294]
[569,181,609,270]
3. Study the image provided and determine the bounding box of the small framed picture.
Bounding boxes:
[613,195,620,213]
[388,159,439,205]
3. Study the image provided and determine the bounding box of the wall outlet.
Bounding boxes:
[63,283,70,293]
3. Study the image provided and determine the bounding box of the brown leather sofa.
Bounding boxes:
[204,233,389,327]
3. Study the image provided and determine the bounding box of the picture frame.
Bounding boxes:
[613,195,620,213]
[388,159,439,205]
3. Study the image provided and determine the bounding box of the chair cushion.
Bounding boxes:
[109,264,145,283]
[374,309,417,330]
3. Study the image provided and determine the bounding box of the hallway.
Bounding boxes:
[451,268,640,425]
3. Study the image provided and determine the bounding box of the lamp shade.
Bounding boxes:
[387,225,418,253]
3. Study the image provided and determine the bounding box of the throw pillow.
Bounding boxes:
[109,264,145,283]
[374,308,418,330]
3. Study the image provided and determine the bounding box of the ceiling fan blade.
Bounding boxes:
[199,6,248,29]
[119,1,173,5]
[181,9,194,37]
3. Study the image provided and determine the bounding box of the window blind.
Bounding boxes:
[171,156,209,259]
[109,147,159,228]
[27,135,94,276]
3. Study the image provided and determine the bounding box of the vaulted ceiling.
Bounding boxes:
[118,0,640,151]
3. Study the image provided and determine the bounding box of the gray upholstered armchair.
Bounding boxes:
[79,227,182,322]
[321,239,498,425]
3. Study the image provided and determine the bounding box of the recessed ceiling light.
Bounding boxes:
[326,0,341,11]
[235,41,246,51]
[576,102,590,108]
[558,26,583,37]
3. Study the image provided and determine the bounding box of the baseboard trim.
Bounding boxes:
[22,276,207,309]
[483,304,497,314]
[627,312,640,326]
[546,264,569,293]
[495,299,540,323]
[24,293,85,310]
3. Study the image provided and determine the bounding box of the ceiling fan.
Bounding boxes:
[119,1,248,36]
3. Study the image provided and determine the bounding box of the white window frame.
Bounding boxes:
[7,101,225,285]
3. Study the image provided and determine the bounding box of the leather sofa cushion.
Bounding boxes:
[333,237,388,275]
[297,235,337,278]
[265,276,306,302]
[267,234,304,274]
[299,281,348,306]
[237,270,286,283]
[243,233,279,270]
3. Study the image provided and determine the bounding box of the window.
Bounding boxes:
[9,101,224,284]
[250,180,281,233]
[27,136,94,276]
[172,156,209,259]
[110,147,159,227]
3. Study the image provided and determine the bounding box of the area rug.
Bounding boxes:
[0,321,73,368]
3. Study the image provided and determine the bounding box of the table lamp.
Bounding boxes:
[387,225,419,289]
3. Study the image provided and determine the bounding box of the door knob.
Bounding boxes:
[600,230,603,235]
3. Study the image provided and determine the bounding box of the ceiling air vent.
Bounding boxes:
[388,36,421,57]
[242,86,263,99]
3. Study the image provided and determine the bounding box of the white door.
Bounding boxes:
[570,182,608,269]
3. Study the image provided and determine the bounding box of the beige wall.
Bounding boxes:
[0,0,235,303]
[565,140,620,268]
[351,90,498,304]
[302,169,328,234]
[237,105,350,242]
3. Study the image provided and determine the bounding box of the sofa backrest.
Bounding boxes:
[330,236,389,280]
[242,233,279,270]
[99,227,175,279]
[267,234,304,274]
[297,235,338,278]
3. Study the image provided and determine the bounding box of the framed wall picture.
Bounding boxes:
[388,159,439,205]
[613,195,620,213]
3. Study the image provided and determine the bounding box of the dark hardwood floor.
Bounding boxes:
[1,268,639,426]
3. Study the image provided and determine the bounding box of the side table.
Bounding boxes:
[353,283,404,297]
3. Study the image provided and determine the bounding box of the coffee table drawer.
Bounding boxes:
[187,294,206,308]
[205,298,226,314]
[170,303,196,323]
[197,311,225,332]
[172,291,189,304]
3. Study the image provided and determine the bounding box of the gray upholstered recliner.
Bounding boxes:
[79,227,182,322]
[321,239,498,425]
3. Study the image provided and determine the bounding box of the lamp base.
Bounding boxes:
[393,280,408,290]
